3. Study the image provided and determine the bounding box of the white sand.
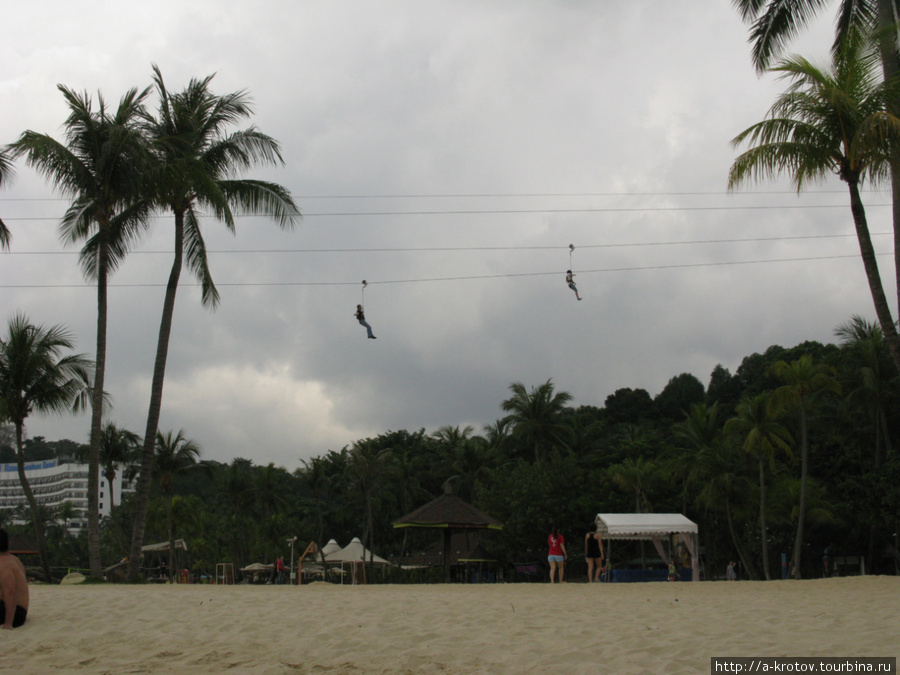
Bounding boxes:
[3,576,897,674]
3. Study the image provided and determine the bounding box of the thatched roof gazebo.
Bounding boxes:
[393,488,503,582]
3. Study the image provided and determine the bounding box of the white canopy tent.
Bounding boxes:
[594,514,700,582]
[320,539,342,559]
[325,537,390,565]
[325,537,391,585]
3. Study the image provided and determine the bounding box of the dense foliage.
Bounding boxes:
[3,321,898,582]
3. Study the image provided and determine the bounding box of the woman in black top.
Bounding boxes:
[585,522,605,583]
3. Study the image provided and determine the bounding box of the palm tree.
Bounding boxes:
[673,402,757,578]
[99,422,141,513]
[75,420,141,513]
[724,393,794,580]
[608,456,658,514]
[835,315,896,570]
[733,0,900,330]
[696,438,760,580]
[501,380,574,463]
[8,85,152,578]
[0,149,13,249]
[299,456,332,565]
[127,66,300,580]
[0,314,92,581]
[347,439,391,576]
[153,429,208,579]
[769,355,841,577]
[729,26,900,375]
[218,459,256,565]
[836,315,896,467]
[607,456,659,570]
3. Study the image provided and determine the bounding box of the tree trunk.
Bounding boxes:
[87,226,110,579]
[14,425,52,582]
[725,492,757,580]
[846,180,900,374]
[791,401,808,579]
[128,211,184,580]
[166,494,175,581]
[106,470,116,513]
[876,0,900,317]
[759,453,771,581]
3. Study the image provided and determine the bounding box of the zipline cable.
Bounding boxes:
[0,252,885,290]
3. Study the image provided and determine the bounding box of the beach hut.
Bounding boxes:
[594,513,700,582]
[393,488,504,582]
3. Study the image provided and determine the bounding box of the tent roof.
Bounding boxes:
[320,539,342,557]
[393,493,503,530]
[141,539,188,553]
[594,513,697,539]
[327,537,391,565]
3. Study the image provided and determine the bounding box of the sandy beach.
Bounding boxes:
[2,576,897,674]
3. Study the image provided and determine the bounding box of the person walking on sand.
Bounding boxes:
[548,525,567,583]
[565,270,582,301]
[584,523,605,583]
[0,529,29,629]
[355,305,376,339]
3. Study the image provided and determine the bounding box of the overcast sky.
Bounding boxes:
[0,2,888,469]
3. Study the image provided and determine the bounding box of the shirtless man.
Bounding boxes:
[0,529,29,629]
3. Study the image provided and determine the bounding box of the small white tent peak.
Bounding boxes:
[320,539,342,558]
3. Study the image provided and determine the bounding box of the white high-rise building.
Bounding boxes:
[0,459,134,533]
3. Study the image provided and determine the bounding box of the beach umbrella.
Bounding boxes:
[393,486,503,582]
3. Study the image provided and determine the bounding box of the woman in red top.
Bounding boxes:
[547,525,567,583]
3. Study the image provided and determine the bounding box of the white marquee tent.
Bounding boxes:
[326,537,390,565]
[320,539,342,559]
[324,537,391,584]
[594,513,700,582]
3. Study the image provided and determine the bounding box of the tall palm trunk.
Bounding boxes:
[87,225,110,579]
[166,492,175,581]
[128,211,184,580]
[791,403,809,578]
[105,470,116,513]
[366,495,375,582]
[725,492,757,580]
[758,454,771,580]
[876,0,900,323]
[14,425,52,582]
[847,179,900,371]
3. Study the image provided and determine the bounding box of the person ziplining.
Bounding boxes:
[566,270,582,301]
[355,280,376,339]
[566,244,582,301]
[355,304,376,339]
